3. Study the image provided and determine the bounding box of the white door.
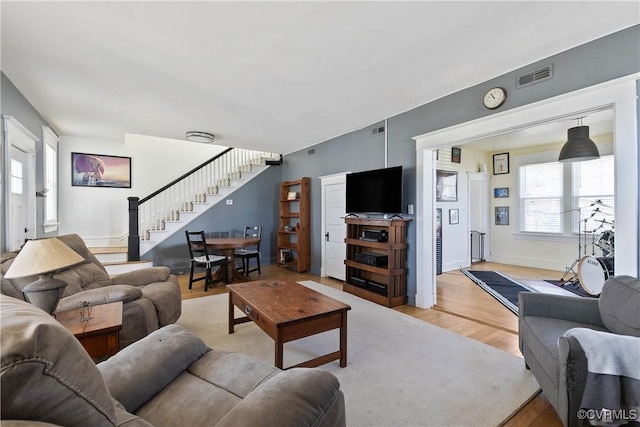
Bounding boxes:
[468,172,491,263]
[4,116,37,251]
[8,147,30,250]
[321,173,348,281]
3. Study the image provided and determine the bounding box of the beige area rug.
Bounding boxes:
[178,280,540,427]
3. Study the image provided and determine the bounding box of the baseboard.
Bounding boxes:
[490,254,566,272]
[442,259,470,273]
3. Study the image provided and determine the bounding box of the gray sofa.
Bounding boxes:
[1,234,181,347]
[518,275,640,426]
[1,295,346,427]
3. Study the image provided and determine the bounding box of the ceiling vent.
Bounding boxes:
[516,64,553,89]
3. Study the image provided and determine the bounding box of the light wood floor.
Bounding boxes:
[177,262,563,426]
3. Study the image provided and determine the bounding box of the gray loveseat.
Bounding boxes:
[518,275,640,426]
[1,234,181,347]
[1,295,346,426]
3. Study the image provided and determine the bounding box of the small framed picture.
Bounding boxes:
[449,209,459,224]
[451,147,461,163]
[287,191,298,200]
[495,206,509,225]
[494,187,509,198]
[493,153,510,175]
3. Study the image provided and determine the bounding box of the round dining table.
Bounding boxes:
[206,237,262,283]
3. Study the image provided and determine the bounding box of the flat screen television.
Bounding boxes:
[346,166,402,214]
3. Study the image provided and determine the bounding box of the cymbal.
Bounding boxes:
[588,207,612,216]
[589,199,613,209]
[596,218,614,225]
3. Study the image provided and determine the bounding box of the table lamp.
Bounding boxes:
[4,238,85,315]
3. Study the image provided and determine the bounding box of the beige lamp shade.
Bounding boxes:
[4,238,85,279]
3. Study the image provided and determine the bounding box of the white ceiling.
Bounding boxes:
[2,1,637,155]
[464,108,615,153]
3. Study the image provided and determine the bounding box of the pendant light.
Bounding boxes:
[558,118,599,162]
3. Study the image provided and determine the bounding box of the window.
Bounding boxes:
[516,146,614,235]
[42,127,58,233]
[519,161,563,233]
[571,156,614,233]
[10,159,24,195]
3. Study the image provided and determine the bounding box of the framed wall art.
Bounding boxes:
[72,152,131,188]
[449,209,459,224]
[493,152,510,175]
[436,170,458,202]
[451,147,461,163]
[495,206,509,225]
[494,187,509,198]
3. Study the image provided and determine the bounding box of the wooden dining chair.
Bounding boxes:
[235,226,262,277]
[185,230,228,291]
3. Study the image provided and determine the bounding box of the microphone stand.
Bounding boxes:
[560,207,584,283]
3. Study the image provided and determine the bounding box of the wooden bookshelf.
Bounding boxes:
[277,177,310,273]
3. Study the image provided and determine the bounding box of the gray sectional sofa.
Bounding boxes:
[1,234,182,347]
[518,275,640,426]
[0,295,346,426]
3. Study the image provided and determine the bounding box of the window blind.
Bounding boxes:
[519,161,563,233]
[572,155,615,233]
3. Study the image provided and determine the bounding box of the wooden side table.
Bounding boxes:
[57,301,123,360]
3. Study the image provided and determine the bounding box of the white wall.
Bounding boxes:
[436,147,491,271]
[489,137,613,272]
[436,137,614,273]
[58,134,227,246]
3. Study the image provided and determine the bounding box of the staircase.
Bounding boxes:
[128,148,280,259]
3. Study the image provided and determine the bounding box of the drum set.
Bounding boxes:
[561,200,614,296]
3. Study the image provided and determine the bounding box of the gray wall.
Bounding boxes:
[2,26,638,292]
[281,25,640,305]
[145,165,281,274]
[1,72,58,251]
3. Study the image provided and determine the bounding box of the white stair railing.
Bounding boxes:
[127,148,279,260]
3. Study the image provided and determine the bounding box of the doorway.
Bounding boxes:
[414,77,638,309]
[3,116,37,251]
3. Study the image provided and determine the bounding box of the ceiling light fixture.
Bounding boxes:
[185,131,215,144]
[558,118,600,162]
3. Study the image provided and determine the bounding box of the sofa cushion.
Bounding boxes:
[599,275,640,336]
[520,316,609,386]
[57,233,108,273]
[111,266,171,286]
[0,295,117,426]
[217,368,346,427]
[98,324,210,413]
[56,285,144,312]
[55,263,112,296]
[134,349,281,426]
[139,279,182,326]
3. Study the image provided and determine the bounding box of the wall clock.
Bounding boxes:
[483,87,507,110]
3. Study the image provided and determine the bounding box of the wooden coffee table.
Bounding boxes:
[57,301,123,360]
[228,280,351,369]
